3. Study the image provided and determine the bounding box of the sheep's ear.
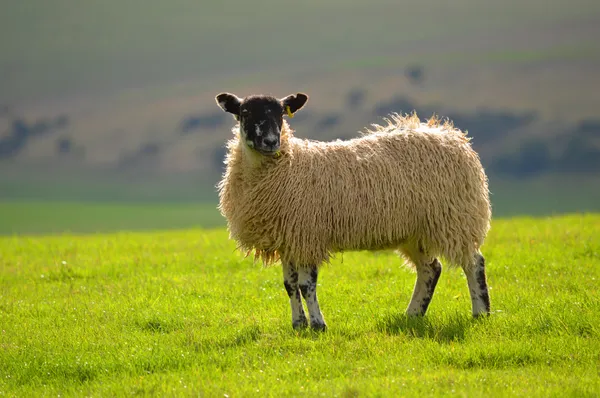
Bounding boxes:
[215,93,242,115]
[281,93,308,116]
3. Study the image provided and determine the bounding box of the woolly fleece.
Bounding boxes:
[218,113,491,269]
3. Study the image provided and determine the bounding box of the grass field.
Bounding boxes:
[3,171,600,236]
[1,214,599,396]
[0,202,223,235]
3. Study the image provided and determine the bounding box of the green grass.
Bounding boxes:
[0,201,224,235]
[488,174,600,217]
[1,214,599,396]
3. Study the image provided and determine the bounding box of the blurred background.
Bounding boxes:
[1,0,599,234]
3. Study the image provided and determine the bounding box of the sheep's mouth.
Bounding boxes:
[243,139,280,157]
[256,147,281,157]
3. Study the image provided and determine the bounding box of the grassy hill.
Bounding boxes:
[1,0,600,215]
[2,0,596,103]
[1,214,599,396]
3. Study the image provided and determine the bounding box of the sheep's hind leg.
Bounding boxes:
[298,266,327,331]
[283,262,308,329]
[405,258,442,316]
[463,252,491,317]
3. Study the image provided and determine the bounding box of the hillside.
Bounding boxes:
[1,0,599,214]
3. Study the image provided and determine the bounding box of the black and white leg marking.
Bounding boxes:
[406,258,442,316]
[464,252,491,317]
[283,262,308,329]
[298,267,327,331]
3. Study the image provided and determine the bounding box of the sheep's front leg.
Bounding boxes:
[464,252,491,317]
[283,262,308,329]
[298,267,327,331]
[406,258,442,316]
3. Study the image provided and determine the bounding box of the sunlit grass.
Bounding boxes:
[1,214,599,396]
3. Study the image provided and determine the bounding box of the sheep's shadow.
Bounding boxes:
[376,313,481,343]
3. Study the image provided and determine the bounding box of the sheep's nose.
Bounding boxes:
[263,136,278,147]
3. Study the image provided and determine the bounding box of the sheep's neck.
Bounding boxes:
[240,142,267,169]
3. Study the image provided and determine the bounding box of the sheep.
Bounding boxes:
[215,92,492,331]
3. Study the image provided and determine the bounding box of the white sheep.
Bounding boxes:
[215,92,492,330]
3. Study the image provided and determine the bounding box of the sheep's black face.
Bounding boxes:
[215,92,308,156]
[239,96,284,155]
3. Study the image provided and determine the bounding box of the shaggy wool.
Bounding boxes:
[217,113,491,269]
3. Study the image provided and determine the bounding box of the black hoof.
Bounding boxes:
[292,318,309,330]
[310,322,327,332]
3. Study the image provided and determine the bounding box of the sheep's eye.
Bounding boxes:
[265,109,272,114]
[241,109,249,116]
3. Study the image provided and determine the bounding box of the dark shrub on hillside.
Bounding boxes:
[0,114,69,158]
[346,88,366,109]
[405,64,425,85]
[448,109,538,145]
[140,143,160,156]
[490,139,551,177]
[558,136,600,173]
[315,114,341,131]
[0,119,29,158]
[575,119,600,138]
[57,137,72,154]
